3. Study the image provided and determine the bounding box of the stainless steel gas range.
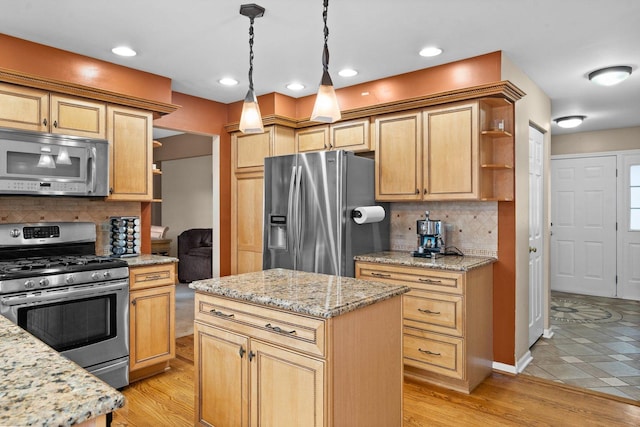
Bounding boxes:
[0,222,130,389]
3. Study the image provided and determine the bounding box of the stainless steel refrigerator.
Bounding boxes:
[263,150,389,277]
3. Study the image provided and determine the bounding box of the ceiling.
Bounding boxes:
[2,0,638,135]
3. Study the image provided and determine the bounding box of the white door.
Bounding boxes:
[529,127,544,347]
[550,156,617,297]
[619,154,640,300]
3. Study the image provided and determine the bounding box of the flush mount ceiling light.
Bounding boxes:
[338,68,358,77]
[111,46,137,57]
[419,46,443,57]
[588,66,632,86]
[286,82,305,91]
[219,77,239,86]
[238,3,266,134]
[310,0,341,123]
[554,115,586,129]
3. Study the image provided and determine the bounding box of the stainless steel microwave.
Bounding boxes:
[0,127,109,196]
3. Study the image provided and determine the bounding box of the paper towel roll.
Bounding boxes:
[352,206,386,225]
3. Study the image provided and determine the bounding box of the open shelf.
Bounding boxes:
[481,164,513,169]
[153,169,162,175]
[481,130,512,138]
[153,140,162,148]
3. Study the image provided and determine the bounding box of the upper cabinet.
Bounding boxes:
[107,105,153,201]
[0,82,106,138]
[234,126,295,172]
[375,99,514,202]
[296,118,371,153]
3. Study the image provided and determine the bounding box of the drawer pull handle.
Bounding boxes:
[265,323,296,335]
[371,272,391,278]
[418,308,441,315]
[418,348,441,356]
[418,278,442,284]
[210,308,234,318]
[145,274,163,280]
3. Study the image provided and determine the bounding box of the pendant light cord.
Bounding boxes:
[248,16,255,91]
[322,0,329,74]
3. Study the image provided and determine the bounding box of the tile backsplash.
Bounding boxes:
[389,201,497,257]
[0,197,141,255]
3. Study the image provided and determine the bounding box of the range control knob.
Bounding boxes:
[66,275,75,284]
[103,271,111,279]
[91,272,103,281]
[39,278,50,287]
[24,280,35,289]
[10,228,21,238]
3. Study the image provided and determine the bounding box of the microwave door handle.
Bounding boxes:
[88,146,97,194]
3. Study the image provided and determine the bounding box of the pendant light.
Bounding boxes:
[310,0,341,123]
[239,4,265,134]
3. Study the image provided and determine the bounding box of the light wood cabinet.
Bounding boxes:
[107,105,153,201]
[0,82,106,138]
[296,118,371,153]
[375,99,514,202]
[355,261,493,393]
[231,126,295,274]
[194,291,403,427]
[129,262,176,382]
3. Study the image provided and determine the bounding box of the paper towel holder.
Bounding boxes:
[351,209,363,219]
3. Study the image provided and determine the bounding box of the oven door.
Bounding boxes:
[0,280,129,370]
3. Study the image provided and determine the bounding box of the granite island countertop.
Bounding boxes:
[124,253,178,267]
[189,268,410,319]
[0,315,125,427]
[354,250,496,271]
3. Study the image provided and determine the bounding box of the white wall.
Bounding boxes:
[161,156,214,260]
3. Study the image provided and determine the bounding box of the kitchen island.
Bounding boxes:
[190,268,410,427]
[0,315,124,427]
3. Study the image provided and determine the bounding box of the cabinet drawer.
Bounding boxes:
[129,263,176,290]
[403,328,463,380]
[195,293,326,358]
[356,262,463,294]
[404,293,463,336]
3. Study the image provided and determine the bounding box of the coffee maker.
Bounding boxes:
[412,211,446,258]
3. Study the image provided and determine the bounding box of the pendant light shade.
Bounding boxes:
[239,4,265,134]
[311,0,341,123]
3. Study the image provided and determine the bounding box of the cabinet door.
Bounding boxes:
[50,94,106,138]
[232,171,264,274]
[107,105,153,200]
[330,118,370,152]
[195,322,249,427]
[374,111,422,201]
[129,285,176,371]
[0,83,49,132]
[250,340,324,427]
[296,126,329,153]
[234,129,271,171]
[423,103,478,200]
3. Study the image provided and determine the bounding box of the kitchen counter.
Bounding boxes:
[123,253,178,267]
[0,315,124,427]
[189,268,410,318]
[354,250,496,271]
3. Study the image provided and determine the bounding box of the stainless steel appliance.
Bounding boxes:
[0,127,109,196]
[413,210,446,258]
[263,150,389,277]
[0,222,129,389]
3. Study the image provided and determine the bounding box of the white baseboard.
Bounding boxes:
[492,350,533,374]
[543,328,555,339]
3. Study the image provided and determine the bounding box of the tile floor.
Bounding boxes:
[523,291,640,400]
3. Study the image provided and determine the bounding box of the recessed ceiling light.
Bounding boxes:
[338,68,358,77]
[286,82,305,91]
[554,115,586,129]
[588,66,632,86]
[219,77,239,86]
[419,47,442,57]
[111,46,137,57]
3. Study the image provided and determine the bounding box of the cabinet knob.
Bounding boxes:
[43,118,48,127]
[415,189,419,194]
[53,120,58,128]
[239,346,246,358]
[131,299,136,306]
[424,189,428,195]
[249,351,256,362]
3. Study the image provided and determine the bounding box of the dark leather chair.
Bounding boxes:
[177,228,213,282]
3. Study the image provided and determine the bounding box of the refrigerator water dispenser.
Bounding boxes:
[268,214,287,250]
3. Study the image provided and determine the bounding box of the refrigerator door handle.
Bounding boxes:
[287,166,297,269]
[294,165,303,267]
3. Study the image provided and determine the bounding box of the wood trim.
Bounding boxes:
[224,81,526,132]
[0,67,179,117]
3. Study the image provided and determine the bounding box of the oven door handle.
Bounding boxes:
[0,281,128,306]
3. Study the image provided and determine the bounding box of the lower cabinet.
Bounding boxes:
[129,262,176,382]
[355,261,493,393]
[194,292,403,427]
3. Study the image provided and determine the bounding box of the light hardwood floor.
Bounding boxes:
[112,335,640,426]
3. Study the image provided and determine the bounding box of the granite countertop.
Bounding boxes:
[0,316,124,427]
[354,251,496,271]
[124,253,178,267]
[190,268,410,319]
